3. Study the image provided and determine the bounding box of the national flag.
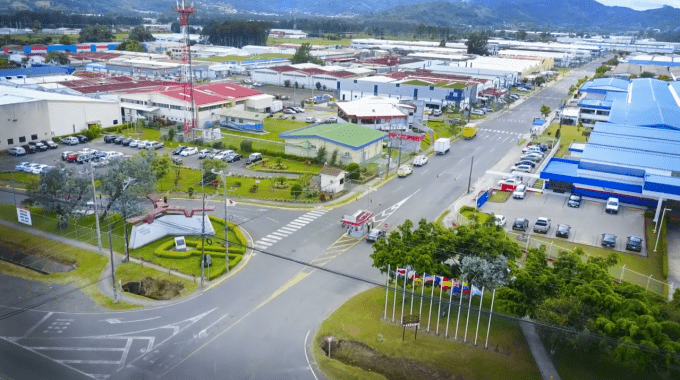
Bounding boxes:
[407,270,417,280]
[452,280,461,293]
[434,276,442,286]
[226,199,236,207]
[462,282,470,294]
[471,285,483,297]
[442,280,453,290]
[423,273,434,283]
[396,268,407,277]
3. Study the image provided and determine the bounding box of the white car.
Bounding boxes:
[129,139,141,148]
[517,87,529,92]
[80,147,97,155]
[498,178,522,187]
[293,107,305,113]
[494,215,507,227]
[397,165,413,177]
[137,140,150,149]
[213,151,229,160]
[198,149,211,158]
[283,109,296,114]
[324,117,338,123]
[15,162,31,171]
[470,109,485,116]
[24,163,41,173]
[180,147,198,156]
[413,155,428,166]
[513,184,527,199]
[522,146,543,154]
[510,164,533,173]
[108,152,124,159]
[305,117,318,123]
[31,164,49,174]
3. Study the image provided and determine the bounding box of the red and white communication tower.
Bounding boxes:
[175,0,196,136]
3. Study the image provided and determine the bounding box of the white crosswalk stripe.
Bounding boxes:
[280,227,298,233]
[260,237,277,243]
[266,235,282,240]
[297,217,315,222]
[253,209,329,249]
[271,232,289,238]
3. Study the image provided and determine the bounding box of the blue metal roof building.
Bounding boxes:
[578,78,629,94]
[607,79,680,130]
[0,66,75,79]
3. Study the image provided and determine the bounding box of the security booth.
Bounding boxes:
[341,209,374,238]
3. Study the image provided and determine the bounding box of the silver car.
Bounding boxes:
[533,217,551,234]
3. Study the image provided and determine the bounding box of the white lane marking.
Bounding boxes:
[265,235,282,241]
[195,313,231,340]
[260,237,277,243]
[305,330,320,380]
[24,312,53,337]
[489,147,495,152]
[255,242,271,247]
[443,155,451,160]
[289,222,307,228]
[421,169,430,175]
[372,188,421,225]
[292,220,310,225]
[271,232,289,238]
[119,338,133,368]
[56,360,119,364]
[101,316,161,324]
[297,217,315,223]
[280,227,298,233]
[307,212,324,217]
[31,347,125,351]
[474,146,481,151]
[265,217,278,223]
[393,186,403,193]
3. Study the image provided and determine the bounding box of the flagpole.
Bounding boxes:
[485,288,496,349]
[427,277,435,332]
[419,274,426,317]
[445,281,454,337]
[464,282,473,342]
[400,269,407,324]
[392,268,398,322]
[410,271,416,315]
[435,279,443,335]
[455,277,464,340]
[474,286,485,345]
[384,265,390,320]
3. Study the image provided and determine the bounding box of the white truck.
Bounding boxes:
[434,138,450,155]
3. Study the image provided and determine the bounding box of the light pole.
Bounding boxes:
[212,168,233,273]
[106,213,118,303]
[121,177,136,262]
[654,208,672,253]
[79,161,103,254]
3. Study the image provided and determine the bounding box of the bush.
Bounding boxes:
[346,163,360,180]
[187,187,195,197]
[290,183,303,198]
[240,139,253,153]
[212,140,224,149]
[460,205,476,213]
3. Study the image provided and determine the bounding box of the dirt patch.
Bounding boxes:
[319,337,466,380]
[122,276,185,300]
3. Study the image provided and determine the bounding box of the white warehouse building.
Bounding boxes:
[0,86,121,150]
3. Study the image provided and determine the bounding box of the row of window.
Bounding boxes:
[580,108,610,116]
[7,134,38,145]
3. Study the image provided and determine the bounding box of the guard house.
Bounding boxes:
[219,109,267,132]
[341,209,374,238]
[319,165,346,193]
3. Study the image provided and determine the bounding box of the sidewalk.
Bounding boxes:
[520,317,562,380]
[667,223,680,301]
[0,218,202,307]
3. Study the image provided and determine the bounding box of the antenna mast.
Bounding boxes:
[175,0,196,136]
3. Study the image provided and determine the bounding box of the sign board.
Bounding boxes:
[16,207,32,225]
[388,132,425,142]
[326,337,333,343]
[174,236,187,251]
[402,314,421,327]
[476,190,490,209]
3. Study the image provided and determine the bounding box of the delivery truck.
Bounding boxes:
[462,123,478,139]
[434,138,450,154]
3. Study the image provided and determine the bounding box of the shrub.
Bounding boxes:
[290,184,303,198]
[240,139,253,153]
[187,187,195,197]
[346,163,360,180]
[212,140,224,149]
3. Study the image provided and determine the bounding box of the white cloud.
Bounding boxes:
[595,0,679,10]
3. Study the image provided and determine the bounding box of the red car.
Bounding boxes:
[66,152,79,163]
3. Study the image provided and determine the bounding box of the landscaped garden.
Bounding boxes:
[532,123,588,158]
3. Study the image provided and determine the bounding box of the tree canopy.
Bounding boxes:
[115,40,145,52]
[28,163,91,229]
[97,152,157,219]
[540,105,551,118]
[201,21,269,48]
[45,51,70,65]
[465,32,489,55]
[370,219,521,278]
[291,43,324,65]
[79,25,113,43]
[129,26,156,42]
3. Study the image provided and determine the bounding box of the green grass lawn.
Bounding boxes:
[249,157,322,174]
[315,286,540,380]
[533,123,588,157]
[195,53,293,63]
[0,225,139,310]
[115,262,198,298]
[0,171,35,184]
[222,119,308,143]
[425,120,459,139]
[487,190,511,203]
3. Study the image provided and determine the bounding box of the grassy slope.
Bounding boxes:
[315,287,540,380]
[534,123,587,158]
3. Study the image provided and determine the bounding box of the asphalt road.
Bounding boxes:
[0,59,605,380]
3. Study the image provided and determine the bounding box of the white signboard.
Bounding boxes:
[174,236,187,251]
[16,207,32,225]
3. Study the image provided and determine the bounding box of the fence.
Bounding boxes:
[448,207,669,297]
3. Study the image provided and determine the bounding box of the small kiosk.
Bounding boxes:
[341,209,374,238]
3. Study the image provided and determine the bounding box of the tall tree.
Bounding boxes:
[32,20,41,33]
[97,152,157,219]
[129,26,156,42]
[58,35,71,45]
[115,40,145,52]
[150,153,172,191]
[28,163,91,229]
[45,51,70,65]
[291,42,324,65]
[79,25,113,43]
[465,32,489,55]
[540,105,551,118]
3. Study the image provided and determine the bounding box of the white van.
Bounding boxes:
[413,155,428,166]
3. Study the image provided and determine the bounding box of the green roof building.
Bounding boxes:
[279,123,387,165]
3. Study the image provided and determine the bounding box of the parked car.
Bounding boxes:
[75,135,89,143]
[24,163,41,173]
[431,109,442,117]
[66,152,79,163]
[324,117,338,123]
[305,117,318,123]
[180,147,198,156]
[61,136,79,145]
[626,236,643,252]
[121,138,133,146]
[60,151,73,160]
[41,140,58,149]
[173,145,187,155]
[172,157,183,165]
[567,194,582,208]
[601,233,617,248]
[91,158,110,168]
[470,109,485,116]
[283,109,296,114]
[146,141,163,150]
[293,107,305,113]
[246,152,262,164]
[413,155,428,167]
[114,136,125,144]
[510,164,532,173]
[205,150,218,159]
[213,151,229,160]
[8,147,26,156]
[103,134,118,143]
[397,165,413,177]
[136,140,150,149]
[555,224,571,238]
[21,144,37,154]
[519,154,541,162]
[198,149,211,159]
[515,160,536,168]
[494,215,507,227]
[224,153,242,163]
[128,139,141,148]
[510,94,520,100]
[513,184,527,199]
[29,141,48,151]
[512,217,529,231]
[533,217,551,234]
[366,229,386,243]
[522,146,543,154]
[498,178,522,187]
[15,162,31,172]
[76,152,93,164]
[107,152,124,160]
[605,197,620,214]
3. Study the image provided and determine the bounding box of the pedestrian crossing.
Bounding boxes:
[254,209,329,251]
[480,128,517,134]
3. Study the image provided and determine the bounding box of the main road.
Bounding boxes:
[0,59,603,380]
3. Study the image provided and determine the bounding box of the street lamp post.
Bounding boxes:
[106,213,118,303]
[212,169,231,273]
[121,177,136,262]
[654,208,672,253]
[80,162,102,254]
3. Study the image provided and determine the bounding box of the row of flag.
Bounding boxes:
[392,268,483,296]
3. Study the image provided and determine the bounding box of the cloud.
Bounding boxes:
[595,0,679,10]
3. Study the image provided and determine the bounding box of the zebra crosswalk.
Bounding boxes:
[480,128,518,135]
[254,209,329,251]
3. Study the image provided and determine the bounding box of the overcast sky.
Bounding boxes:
[595,0,679,10]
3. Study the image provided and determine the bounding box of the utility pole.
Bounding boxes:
[223,172,229,273]
[397,137,403,169]
[467,156,474,194]
[200,193,206,287]
[386,135,392,176]
[106,214,118,303]
[121,178,135,262]
[89,162,103,254]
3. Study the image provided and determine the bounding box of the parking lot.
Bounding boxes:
[481,191,647,255]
